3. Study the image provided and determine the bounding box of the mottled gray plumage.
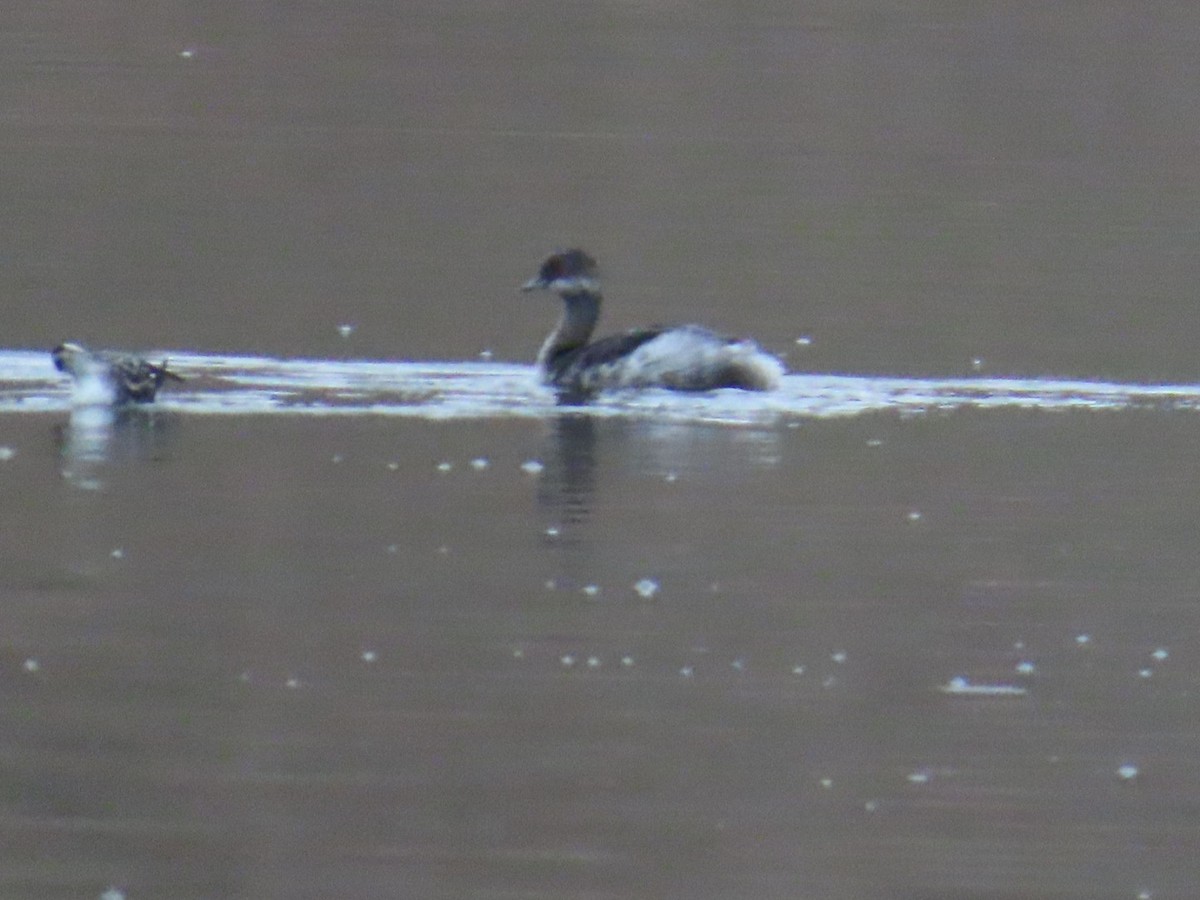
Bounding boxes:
[52,342,184,404]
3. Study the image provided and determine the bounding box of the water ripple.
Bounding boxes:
[3,349,1200,425]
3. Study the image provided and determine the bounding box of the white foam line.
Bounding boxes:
[4,350,1200,424]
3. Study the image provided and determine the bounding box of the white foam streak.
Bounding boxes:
[5,349,1200,425]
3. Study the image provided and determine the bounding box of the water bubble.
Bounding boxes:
[360,650,377,664]
[22,658,39,673]
[679,666,694,679]
[1075,633,1092,646]
[560,654,576,668]
[1016,661,1036,675]
[1151,647,1169,661]
[0,446,15,461]
[110,548,125,560]
[469,457,490,471]
[633,578,659,599]
[586,656,601,669]
[831,651,847,664]
[1117,763,1139,781]
[337,324,355,338]
[520,459,544,475]
[436,461,453,473]
[100,888,127,900]
[581,584,600,598]
[620,656,635,667]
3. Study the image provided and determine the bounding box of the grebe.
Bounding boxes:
[51,342,185,404]
[521,250,784,396]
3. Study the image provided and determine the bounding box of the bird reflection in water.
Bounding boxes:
[536,413,598,535]
[55,405,178,490]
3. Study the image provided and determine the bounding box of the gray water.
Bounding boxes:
[4,2,1200,899]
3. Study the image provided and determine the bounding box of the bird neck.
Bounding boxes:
[538,289,601,367]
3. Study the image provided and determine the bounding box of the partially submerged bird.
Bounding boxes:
[51,342,185,404]
[521,250,783,396]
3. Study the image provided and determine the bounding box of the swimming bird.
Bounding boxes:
[521,249,783,396]
[51,342,185,404]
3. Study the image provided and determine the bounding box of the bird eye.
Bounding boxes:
[541,256,564,281]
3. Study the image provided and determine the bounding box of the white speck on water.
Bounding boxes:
[664,471,678,483]
[22,658,39,673]
[795,335,813,346]
[866,438,884,447]
[285,676,301,689]
[469,457,489,471]
[360,650,377,664]
[831,651,847,664]
[386,461,399,471]
[971,357,984,371]
[1075,633,1092,646]
[1151,647,1169,661]
[1117,763,1139,781]
[941,676,1027,697]
[100,888,127,900]
[633,578,659,599]
[822,675,838,688]
[512,648,525,660]
[791,665,806,676]
[386,544,398,554]
[479,349,494,360]
[544,525,560,538]
[237,671,252,684]
[906,770,931,784]
[581,584,600,598]
[337,323,355,338]
[731,658,746,672]
[1013,640,1026,650]
[110,548,124,560]
[1016,661,1036,675]
[520,459,544,475]
[1138,668,1153,679]
[620,656,635,667]
[436,545,450,555]
[544,579,557,590]
[331,453,343,464]
[864,800,879,813]
[1137,890,1153,900]
[586,656,601,669]
[0,446,15,461]
[179,47,196,59]
[679,666,694,678]
[436,461,453,473]
[819,777,834,789]
[560,654,576,668]
[906,510,922,522]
